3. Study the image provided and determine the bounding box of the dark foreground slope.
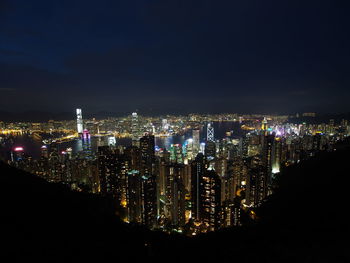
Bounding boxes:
[0,162,191,262]
[1,142,350,262]
[191,143,350,263]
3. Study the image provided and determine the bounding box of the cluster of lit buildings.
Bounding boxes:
[1,109,350,235]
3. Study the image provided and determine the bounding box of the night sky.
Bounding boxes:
[0,0,349,116]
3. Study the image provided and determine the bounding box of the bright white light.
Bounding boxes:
[76,108,83,133]
[14,147,24,151]
[272,167,280,174]
[108,136,116,146]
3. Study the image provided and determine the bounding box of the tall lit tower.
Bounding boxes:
[192,129,200,156]
[191,153,221,231]
[131,112,140,146]
[207,123,214,142]
[76,108,83,134]
[162,119,169,131]
[261,117,268,131]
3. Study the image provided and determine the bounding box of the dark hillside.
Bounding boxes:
[1,141,350,262]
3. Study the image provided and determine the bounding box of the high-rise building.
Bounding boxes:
[239,136,249,158]
[140,134,155,175]
[200,142,206,154]
[192,129,200,156]
[191,153,221,232]
[271,137,282,175]
[169,144,183,163]
[76,108,83,134]
[97,146,130,211]
[207,123,214,142]
[116,155,130,210]
[191,153,206,221]
[126,170,142,223]
[139,134,157,228]
[261,117,268,132]
[205,141,216,160]
[97,146,117,195]
[48,149,64,183]
[131,112,141,146]
[164,164,186,227]
[246,156,268,207]
[184,139,194,161]
[261,133,275,192]
[229,157,248,201]
[40,145,49,159]
[201,169,222,231]
[141,174,157,228]
[82,129,92,159]
[125,146,142,171]
[125,146,142,223]
[11,146,25,163]
[162,119,169,131]
[108,136,116,147]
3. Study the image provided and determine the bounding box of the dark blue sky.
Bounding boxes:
[0,0,349,116]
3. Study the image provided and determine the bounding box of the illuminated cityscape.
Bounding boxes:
[1,1,349,261]
[1,109,349,235]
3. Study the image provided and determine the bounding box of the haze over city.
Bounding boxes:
[1,0,349,116]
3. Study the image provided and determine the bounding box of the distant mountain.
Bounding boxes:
[0,110,127,122]
[0,110,73,122]
[289,112,350,124]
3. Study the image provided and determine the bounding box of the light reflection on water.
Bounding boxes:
[1,121,243,160]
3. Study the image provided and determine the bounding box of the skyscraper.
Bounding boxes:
[205,141,216,160]
[162,119,169,131]
[261,117,268,132]
[108,136,116,147]
[97,146,130,212]
[261,133,275,193]
[191,153,206,222]
[76,108,83,134]
[192,152,223,231]
[11,146,25,162]
[246,156,268,207]
[271,137,282,175]
[139,134,157,228]
[81,129,92,159]
[164,164,186,227]
[97,146,116,195]
[48,149,64,183]
[140,134,155,176]
[40,145,49,159]
[184,139,194,161]
[141,174,157,228]
[131,112,141,146]
[192,129,200,156]
[207,123,214,142]
[126,170,142,223]
[201,169,222,231]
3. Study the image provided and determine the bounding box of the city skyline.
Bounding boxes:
[1,108,349,235]
[1,0,349,115]
[1,1,350,261]
[1,108,350,123]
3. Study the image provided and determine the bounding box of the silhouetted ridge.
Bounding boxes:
[1,142,350,262]
[259,145,350,229]
[0,162,153,262]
